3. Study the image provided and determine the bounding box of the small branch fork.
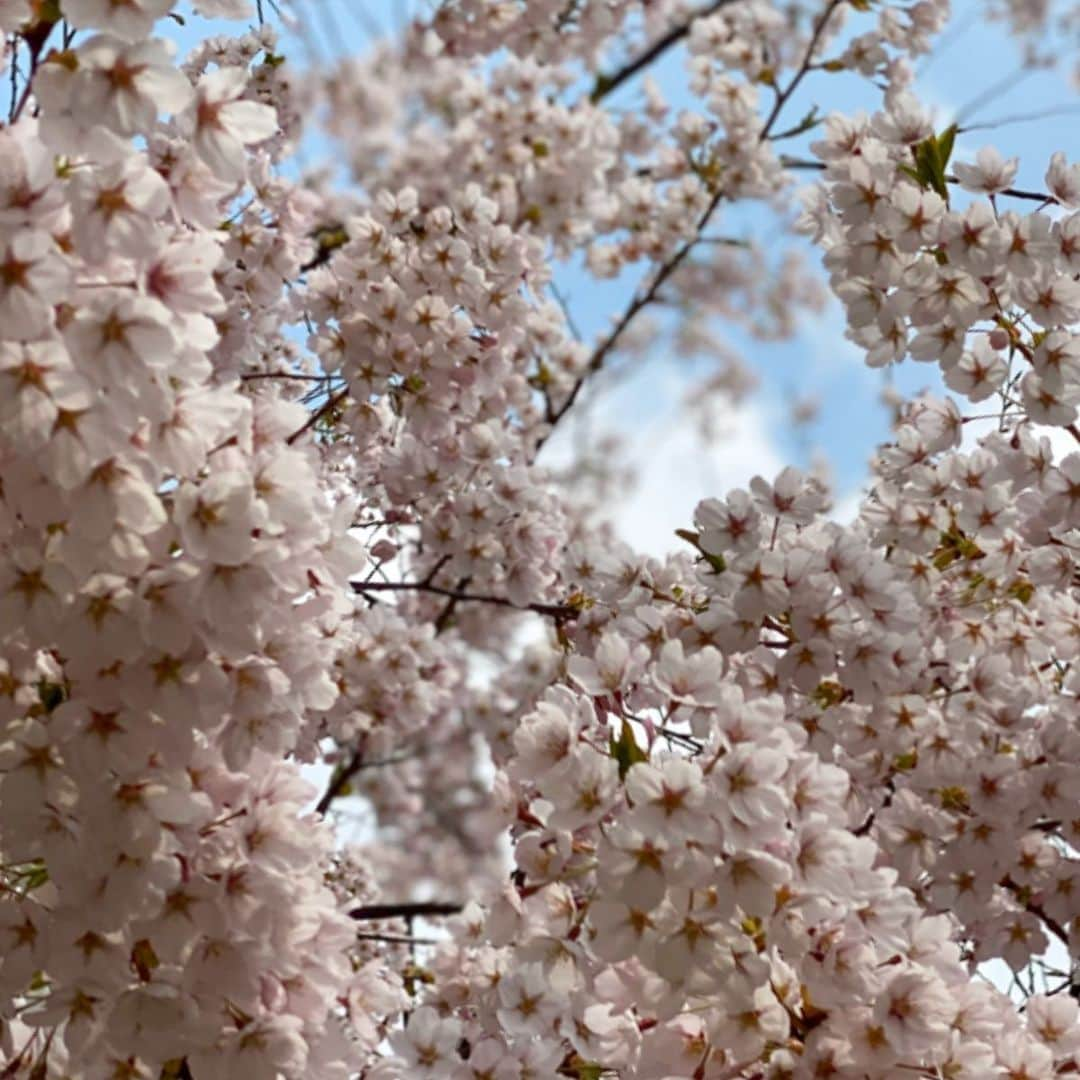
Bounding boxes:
[352,579,579,621]
[286,388,349,445]
[316,580,579,814]
[537,0,844,451]
[1001,878,1071,949]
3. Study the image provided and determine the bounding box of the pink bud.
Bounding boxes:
[371,539,399,562]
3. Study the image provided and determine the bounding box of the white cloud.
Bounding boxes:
[610,398,787,557]
[538,352,790,559]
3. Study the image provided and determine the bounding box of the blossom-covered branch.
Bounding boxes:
[352,579,580,621]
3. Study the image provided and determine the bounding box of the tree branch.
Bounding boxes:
[537,197,719,439]
[286,388,349,445]
[315,745,365,816]
[778,156,1056,203]
[589,0,734,103]
[352,579,578,621]
[241,372,338,382]
[758,0,842,143]
[1002,878,1071,948]
[538,0,843,450]
[349,902,464,921]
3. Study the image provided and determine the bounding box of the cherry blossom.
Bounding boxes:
[0,0,1078,1077]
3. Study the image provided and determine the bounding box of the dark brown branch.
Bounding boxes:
[853,779,895,837]
[950,177,1051,203]
[241,372,338,382]
[434,575,472,635]
[537,183,725,442]
[349,902,464,921]
[286,388,349,445]
[1031,819,1062,833]
[315,743,366,816]
[1002,878,1071,948]
[1032,904,1071,948]
[9,15,57,123]
[352,579,578,621]
[779,156,1055,203]
[589,0,734,103]
[315,742,431,816]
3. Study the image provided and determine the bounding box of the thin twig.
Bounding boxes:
[955,65,1034,125]
[538,0,842,450]
[1002,880,1071,948]
[9,14,58,123]
[959,103,1080,134]
[286,388,348,445]
[242,372,339,382]
[316,742,366,816]
[778,156,1056,203]
[353,579,578,621]
[433,575,471,634]
[758,0,842,141]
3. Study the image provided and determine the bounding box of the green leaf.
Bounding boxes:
[811,680,846,709]
[1008,577,1034,604]
[893,750,918,771]
[22,862,49,891]
[936,123,957,171]
[907,124,957,202]
[561,1058,604,1080]
[702,551,726,574]
[674,528,725,573]
[781,106,821,139]
[609,719,648,780]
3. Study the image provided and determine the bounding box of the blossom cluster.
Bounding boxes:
[1,0,1080,1078]
[0,3,374,1076]
[803,102,1080,427]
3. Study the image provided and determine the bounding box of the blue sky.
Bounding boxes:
[168,0,1079,547]
[553,0,1078,516]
